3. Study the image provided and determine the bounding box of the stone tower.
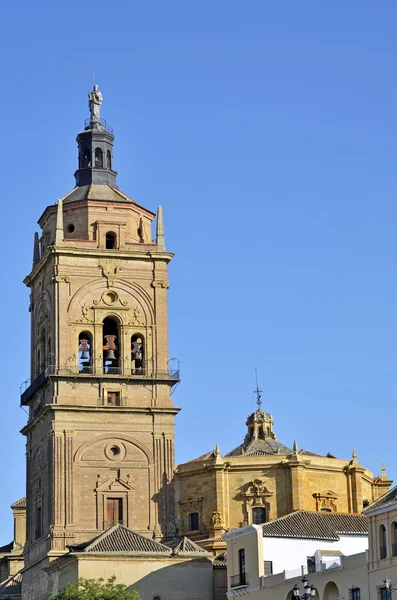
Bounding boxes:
[20,88,180,592]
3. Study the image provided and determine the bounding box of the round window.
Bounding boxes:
[110,446,120,456]
[67,224,75,233]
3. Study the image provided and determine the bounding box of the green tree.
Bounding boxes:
[49,576,141,600]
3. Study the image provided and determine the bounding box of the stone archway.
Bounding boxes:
[323,581,339,600]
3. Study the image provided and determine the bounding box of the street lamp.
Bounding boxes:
[384,578,397,597]
[293,577,317,599]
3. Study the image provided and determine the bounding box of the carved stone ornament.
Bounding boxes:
[53,276,71,283]
[76,303,93,323]
[130,305,144,326]
[152,280,170,289]
[98,261,123,288]
[210,511,223,527]
[242,478,273,508]
[313,489,339,513]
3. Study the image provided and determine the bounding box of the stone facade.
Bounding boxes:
[20,117,180,599]
[175,408,391,549]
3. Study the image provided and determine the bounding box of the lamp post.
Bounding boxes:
[293,577,317,599]
[384,578,397,599]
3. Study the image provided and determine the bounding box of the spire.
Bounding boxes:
[293,440,298,454]
[32,232,40,267]
[215,443,221,457]
[214,442,222,465]
[381,461,388,481]
[254,369,262,409]
[55,199,64,244]
[156,206,165,250]
[352,447,357,462]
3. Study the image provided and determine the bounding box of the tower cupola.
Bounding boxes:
[74,85,118,187]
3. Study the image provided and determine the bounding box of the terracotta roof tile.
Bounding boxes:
[70,524,171,554]
[364,486,397,513]
[262,511,368,541]
[0,573,22,598]
[172,537,208,554]
[213,552,227,567]
[10,498,26,509]
[185,450,216,463]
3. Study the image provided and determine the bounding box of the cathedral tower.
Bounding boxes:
[20,88,179,585]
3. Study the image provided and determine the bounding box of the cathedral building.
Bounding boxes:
[0,87,392,600]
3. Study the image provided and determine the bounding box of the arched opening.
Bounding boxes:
[106,232,116,249]
[286,591,294,600]
[131,334,145,375]
[79,332,93,374]
[107,150,112,169]
[95,147,103,168]
[83,149,91,168]
[392,522,397,556]
[252,506,267,524]
[380,524,387,559]
[103,317,120,374]
[323,581,340,600]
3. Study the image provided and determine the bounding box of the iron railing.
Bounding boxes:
[230,573,248,588]
[84,118,113,133]
[21,363,180,405]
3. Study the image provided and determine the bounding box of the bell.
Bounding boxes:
[106,349,116,361]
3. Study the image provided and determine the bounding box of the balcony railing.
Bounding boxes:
[84,117,113,133]
[230,573,248,588]
[21,362,180,405]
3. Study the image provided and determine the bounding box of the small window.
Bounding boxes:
[67,224,75,233]
[349,588,361,600]
[380,524,387,559]
[107,150,112,169]
[95,147,103,168]
[263,561,273,576]
[380,589,390,600]
[106,232,116,249]
[107,392,120,406]
[188,512,199,531]
[321,508,332,513]
[252,507,266,524]
[83,149,91,167]
[307,556,316,574]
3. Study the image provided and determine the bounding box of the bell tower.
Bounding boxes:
[20,87,180,583]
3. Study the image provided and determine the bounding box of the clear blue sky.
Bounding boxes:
[0,1,396,544]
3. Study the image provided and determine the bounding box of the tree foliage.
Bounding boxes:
[50,576,141,600]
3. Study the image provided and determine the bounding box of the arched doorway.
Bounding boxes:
[323,581,339,600]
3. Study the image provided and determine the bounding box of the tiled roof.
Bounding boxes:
[185,450,216,463]
[0,542,13,554]
[61,185,153,215]
[262,511,368,541]
[364,486,397,513]
[0,573,22,598]
[226,437,292,457]
[172,537,208,554]
[213,552,227,567]
[70,524,170,554]
[10,498,26,509]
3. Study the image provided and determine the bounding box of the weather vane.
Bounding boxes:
[254,368,262,408]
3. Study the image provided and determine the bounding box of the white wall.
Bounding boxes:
[263,535,368,575]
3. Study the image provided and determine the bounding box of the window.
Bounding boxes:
[95,147,103,168]
[106,232,116,249]
[107,391,121,406]
[321,508,332,513]
[238,548,247,585]
[83,149,91,167]
[392,522,397,557]
[263,561,273,576]
[79,333,92,373]
[349,588,361,600]
[67,224,75,233]
[307,556,316,574]
[106,498,123,527]
[188,512,199,531]
[131,334,144,374]
[380,588,391,600]
[252,506,266,524]
[380,524,387,559]
[35,505,42,540]
[103,317,120,372]
[107,150,112,169]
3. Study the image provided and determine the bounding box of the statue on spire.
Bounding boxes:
[88,85,103,123]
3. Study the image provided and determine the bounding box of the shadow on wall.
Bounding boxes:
[152,473,176,537]
[127,561,213,600]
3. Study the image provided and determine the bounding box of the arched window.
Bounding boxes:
[107,150,112,169]
[95,147,103,168]
[79,332,93,374]
[103,317,120,374]
[252,506,266,524]
[131,334,145,375]
[392,522,397,557]
[106,232,116,249]
[83,149,91,168]
[379,524,387,559]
